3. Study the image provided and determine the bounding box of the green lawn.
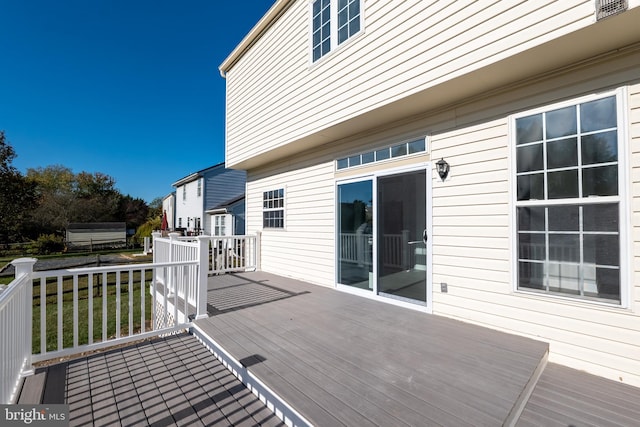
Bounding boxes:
[31,270,153,354]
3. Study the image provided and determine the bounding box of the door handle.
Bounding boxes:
[422,229,428,244]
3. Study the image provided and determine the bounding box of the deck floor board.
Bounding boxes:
[197,271,550,426]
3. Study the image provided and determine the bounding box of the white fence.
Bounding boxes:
[340,232,415,270]
[153,233,259,277]
[0,259,35,404]
[0,257,201,403]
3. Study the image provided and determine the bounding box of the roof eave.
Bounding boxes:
[219,0,296,77]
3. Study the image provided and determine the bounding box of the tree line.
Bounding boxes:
[0,131,161,246]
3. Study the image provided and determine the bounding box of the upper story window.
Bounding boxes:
[182,186,186,201]
[513,92,624,305]
[312,0,362,62]
[263,189,285,228]
[197,179,202,197]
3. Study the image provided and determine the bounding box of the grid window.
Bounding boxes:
[336,138,427,170]
[263,189,285,228]
[197,179,202,197]
[514,94,621,303]
[312,0,362,62]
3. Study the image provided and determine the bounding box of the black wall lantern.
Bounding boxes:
[436,158,450,181]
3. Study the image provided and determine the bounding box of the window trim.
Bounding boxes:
[336,137,428,171]
[262,188,286,229]
[309,0,364,64]
[510,88,630,308]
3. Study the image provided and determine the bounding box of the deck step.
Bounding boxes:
[17,370,46,404]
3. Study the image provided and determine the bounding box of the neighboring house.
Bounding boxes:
[66,222,126,249]
[219,1,640,386]
[205,194,246,236]
[162,192,176,230]
[172,163,246,235]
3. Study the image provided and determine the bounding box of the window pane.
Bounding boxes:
[549,234,580,262]
[408,139,425,153]
[337,158,348,169]
[516,144,543,173]
[546,106,576,139]
[516,114,543,145]
[547,138,577,169]
[350,0,360,17]
[548,262,580,295]
[548,170,578,199]
[338,0,347,8]
[517,206,545,231]
[361,151,374,164]
[583,203,618,232]
[391,144,407,157]
[348,155,361,167]
[593,267,620,301]
[519,262,544,290]
[338,8,348,27]
[584,235,619,266]
[548,205,579,231]
[517,174,544,201]
[582,131,617,165]
[582,165,618,196]
[338,26,348,44]
[581,96,616,132]
[376,148,390,161]
[518,233,546,260]
[350,16,361,35]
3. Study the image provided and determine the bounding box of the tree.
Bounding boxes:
[117,195,149,230]
[148,197,163,220]
[0,131,38,244]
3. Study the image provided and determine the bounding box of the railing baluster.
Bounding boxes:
[57,276,63,351]
[116,271,121,339]
[128,269,133,336]
[102,272,107,342]
[73,275,79,348]
[40,277,46,355]
[88,274,93,345]
[141,268,146,334]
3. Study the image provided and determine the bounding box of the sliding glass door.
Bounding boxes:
[337,167,429,306]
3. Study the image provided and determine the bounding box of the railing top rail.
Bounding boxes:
[0,273,31,310]
[30,260,198,279]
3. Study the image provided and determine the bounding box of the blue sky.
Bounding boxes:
[0,1,274,202]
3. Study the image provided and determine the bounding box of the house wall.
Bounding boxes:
[225,0,640,169]
[245,49,640,386]
[162,194,176,230]
[175,178,204,232]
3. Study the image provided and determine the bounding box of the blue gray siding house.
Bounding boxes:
[172,163,246,235]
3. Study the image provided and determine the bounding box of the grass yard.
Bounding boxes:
[31,269,153,354]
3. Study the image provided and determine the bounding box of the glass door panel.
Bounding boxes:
[377,170,427,303]
[337,180,373,290]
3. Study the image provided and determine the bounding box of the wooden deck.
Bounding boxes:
[195,272,550,426]
[18,333,284,427]
[18,271,640,426]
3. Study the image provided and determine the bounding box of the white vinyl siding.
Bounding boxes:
[223,1,639,168]
[247,161,336,287]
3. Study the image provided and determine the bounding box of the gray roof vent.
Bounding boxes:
[596,0,628,20]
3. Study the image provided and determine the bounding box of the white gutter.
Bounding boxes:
[219,0,295,78]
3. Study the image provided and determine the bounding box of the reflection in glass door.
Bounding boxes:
[337,180,373,290]
[377,170,427,303]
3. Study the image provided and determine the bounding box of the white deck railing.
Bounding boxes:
[1,257,201,403]
[0,259,35,404]
[153,233,259,276]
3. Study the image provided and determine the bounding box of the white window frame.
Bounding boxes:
[263,188,285,229]
[309,0,364,63]
[213,214,233,236]
[182,186,186,202]
[510,88,630,307]
[197,179,202,197]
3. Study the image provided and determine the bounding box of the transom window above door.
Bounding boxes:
[336,138,427,170]
[513,92,624,304]
[311,0,363,62]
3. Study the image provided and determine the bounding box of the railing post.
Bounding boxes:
[11,258,37,376]
[255,231,262,271]
[196,236,209,319]
[151,231,161,264]
[167,233,181,296]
